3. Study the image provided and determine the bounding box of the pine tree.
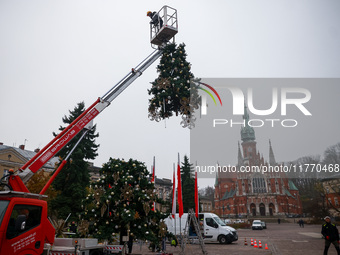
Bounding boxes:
[80,158,169,246]
[50,102,99,220]
[181,155,195,213]
[148,43,200,128]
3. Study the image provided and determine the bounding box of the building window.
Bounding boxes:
[6,204,42,239]
[3,169,9,181]
[335,197,339,206]
[252,177,267,193]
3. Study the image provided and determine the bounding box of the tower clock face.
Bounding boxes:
[248,147,252,152]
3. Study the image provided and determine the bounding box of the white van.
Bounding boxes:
[165,213,238,244]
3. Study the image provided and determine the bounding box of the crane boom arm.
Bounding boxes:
[18,48,163,183]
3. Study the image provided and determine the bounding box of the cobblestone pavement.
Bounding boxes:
[129,222,339,255]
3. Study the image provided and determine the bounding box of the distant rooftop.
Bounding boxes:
[0,143,59,170]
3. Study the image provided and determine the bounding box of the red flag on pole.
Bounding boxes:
[195,171,199,217]
[172,164,176,219]
[152,157,155,183]
[151,156,155,211]
[177,154,183,218]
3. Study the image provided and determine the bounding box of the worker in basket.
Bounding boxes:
[147,11,163,30]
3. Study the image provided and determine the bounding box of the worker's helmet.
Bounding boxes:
[147,11,152,16]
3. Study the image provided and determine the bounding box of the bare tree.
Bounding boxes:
[321,143,340,215]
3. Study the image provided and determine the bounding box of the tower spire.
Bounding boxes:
[238,141,243,166]
[240,104,255,142]
[269,139,276,165]
[215,162,219,187]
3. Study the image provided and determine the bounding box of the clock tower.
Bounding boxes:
[240,105,257,165]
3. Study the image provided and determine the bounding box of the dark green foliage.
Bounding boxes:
[80,158,169,245]
[50,102,99,220]
[181,155,195,213]
[148,43,200,128]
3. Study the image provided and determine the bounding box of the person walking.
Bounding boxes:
[298,219,304,228]
[321,216,340,255]
[300,219,304,228]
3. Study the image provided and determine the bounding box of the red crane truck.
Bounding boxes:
[0,6,178,255]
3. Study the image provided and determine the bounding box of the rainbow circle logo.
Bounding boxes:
[198,82,223,106]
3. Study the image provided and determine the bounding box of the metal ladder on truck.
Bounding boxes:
[17,6,179,185]
[18,47,164,184]
[180,209,208,255]
[0,6,181,255]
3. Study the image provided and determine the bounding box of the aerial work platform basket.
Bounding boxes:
[150,6,178,47]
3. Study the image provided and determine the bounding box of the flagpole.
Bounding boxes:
[178,153,182,236]
[172,163,176,236]
[195,170,199,218]
[151,156,155,211]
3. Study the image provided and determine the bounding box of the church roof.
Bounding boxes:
[222,188,236,200]
[284,187,296,198]
[288,180,298,191]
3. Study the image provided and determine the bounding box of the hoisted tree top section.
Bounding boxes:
[150,6,178,47]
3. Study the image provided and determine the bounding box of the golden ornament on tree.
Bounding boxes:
[159,221,167,237]
[134,211,140,219]
[101,204,107,217]
[143,203,150,216]
[120,184,134,200]
[157,77,171,89]
[78,220,90,237]
[113,172,120,183]
[180,97,191,115]
[94,189,104,203]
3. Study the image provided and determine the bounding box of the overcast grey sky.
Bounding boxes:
[1,0,339,188]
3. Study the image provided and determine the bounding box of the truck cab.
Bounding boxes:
[0,191,55,255]
[198,213,238,244]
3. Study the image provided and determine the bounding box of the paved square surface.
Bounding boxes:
[129,222,339,255]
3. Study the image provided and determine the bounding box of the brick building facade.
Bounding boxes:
[214,107,303,218]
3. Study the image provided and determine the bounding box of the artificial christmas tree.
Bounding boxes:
[148,43,200,128]
[80,158,168,246]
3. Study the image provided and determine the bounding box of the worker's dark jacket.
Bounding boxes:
[150,12,163,27]
[322,222,340,242]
